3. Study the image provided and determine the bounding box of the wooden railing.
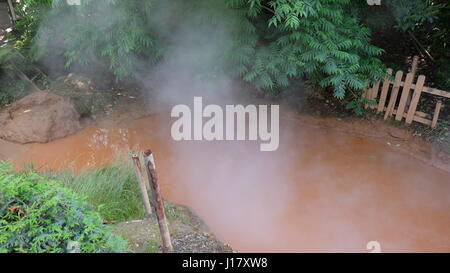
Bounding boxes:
[363,68,449,128]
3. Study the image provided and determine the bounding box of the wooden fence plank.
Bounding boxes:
[392,109,432,126]
[369,80,381,109]
[395,73,414,121]
[363,88,370,109]
[413,115,432,126]
[384,71,404,120]
[366,68,448,128]
[431,100,443,129]
[423,88,450,99]
[415,111,430,119]
[377,69,393,113]
[406,75,426,124]
[397,83,450,99]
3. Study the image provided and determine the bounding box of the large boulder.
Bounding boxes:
[0,91,82,143]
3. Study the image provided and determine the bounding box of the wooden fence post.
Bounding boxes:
[410,56,419,77]
[366,67,448,128]
[377,69,393,113]
[131,154,153,218]
[143,150,173,253]
[431,100,443,129]
[384,71,404,120]
[395,73,414,121]
[405,56,420,109]
[406,75,426,124]
[365,80,380,109]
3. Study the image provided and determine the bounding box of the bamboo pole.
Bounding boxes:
[6,0,17,23]
[143,150,173,253]
[131,154,153,218]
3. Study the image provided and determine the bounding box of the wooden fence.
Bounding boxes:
[363,68,449,129]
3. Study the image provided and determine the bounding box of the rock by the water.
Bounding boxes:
[0,91,82,143]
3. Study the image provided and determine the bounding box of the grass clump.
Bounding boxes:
[51,161,145,222]
[0,162,127,253]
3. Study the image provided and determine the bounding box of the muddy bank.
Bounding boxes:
[112,207,233,253]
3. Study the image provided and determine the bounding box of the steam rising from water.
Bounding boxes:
[25,0,450,252]
[141,0,251,109]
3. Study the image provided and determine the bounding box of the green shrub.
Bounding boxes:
[435,57,450,90]
[30,0,386,109]
[0,162,127,253]
[7,0,53,53]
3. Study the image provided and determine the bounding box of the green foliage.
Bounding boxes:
[436,57,450,90]
[8,0,53,52]
[15,0,389,113]
[0,46,47,106]
[0,47,28,106]
[228,0,387,101]
[50,161,146,222]
[350,0,443,33]
[387,0,442,32]
[355,0,449,90]
[0,47,15,68]
[34,0,163,80]
[0,162,127,253]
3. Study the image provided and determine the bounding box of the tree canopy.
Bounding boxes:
[6,0,450,113]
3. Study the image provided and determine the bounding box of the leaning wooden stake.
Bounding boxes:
[406,75,426,124]
[131,154,153,218]
[13,65,43,93]
[143,150,173,253]
[6,0,17,23]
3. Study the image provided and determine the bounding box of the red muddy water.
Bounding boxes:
[12,114,450,252]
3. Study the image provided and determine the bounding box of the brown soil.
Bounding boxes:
[0,91,81,144]
[112,208,233,253]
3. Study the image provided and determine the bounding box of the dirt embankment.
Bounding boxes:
[0,91,81,144]
[112,208,233,253]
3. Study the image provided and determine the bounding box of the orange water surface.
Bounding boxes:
[13,114,450,252]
